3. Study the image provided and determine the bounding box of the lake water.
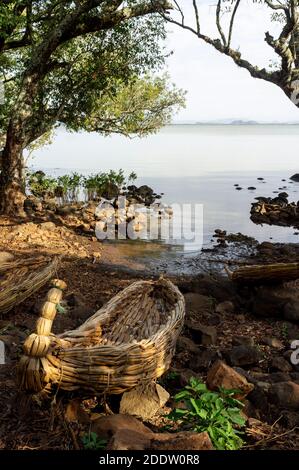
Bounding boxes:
[33,124,299,252]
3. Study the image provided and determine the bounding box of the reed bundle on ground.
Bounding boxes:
[226,262,299,283]
[0,256,60,314]
[19,278,185,395]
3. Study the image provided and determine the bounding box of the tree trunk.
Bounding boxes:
[0,129,26,216]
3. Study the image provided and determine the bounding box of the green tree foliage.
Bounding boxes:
[0,1,185,214]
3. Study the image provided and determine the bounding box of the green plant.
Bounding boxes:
[28,171,58,198]
[167,378,246,450]
[81,432,107,450]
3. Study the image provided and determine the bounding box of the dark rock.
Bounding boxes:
[247,386,269,412]
[281,410,299,427]
[248,187,256,190]
[227,345,261,367]
[270,357,293,373]
[269,372,291,383]
[186,321,217,346]
[184,293,213,316]
[270,381,299,410]
[232,335,255,347]
[192,349,221,371]
[215,301,234,315]
[284,300,299,322]
[290,174,299,182]
[176,336,200,355]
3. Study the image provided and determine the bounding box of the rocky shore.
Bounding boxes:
[0,212,299,450]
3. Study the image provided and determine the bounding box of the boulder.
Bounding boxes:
[119,383,170,420]
[206,360,254,399]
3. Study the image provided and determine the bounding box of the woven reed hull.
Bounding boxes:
[20,279,185,394]
[0,256,59,314]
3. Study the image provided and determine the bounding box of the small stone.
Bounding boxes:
[262,337,284,349]
[39,221,56,231]
[206,360,254,400]
[119,383,170,420]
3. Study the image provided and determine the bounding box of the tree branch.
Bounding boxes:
[216,0,227,47]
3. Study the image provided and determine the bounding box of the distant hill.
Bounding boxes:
[171,119,299,125]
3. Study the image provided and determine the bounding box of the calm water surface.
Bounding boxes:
[34,125,299,252]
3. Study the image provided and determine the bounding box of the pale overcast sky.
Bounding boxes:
[166,1,299,122]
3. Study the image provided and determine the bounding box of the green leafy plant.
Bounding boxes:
[81,432,107,450]
[28,171,58,198]
[167,378,246,450]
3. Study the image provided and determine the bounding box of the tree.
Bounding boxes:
[163,1,299,108]
[0,0,182,216]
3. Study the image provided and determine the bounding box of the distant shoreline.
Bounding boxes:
[170,122,299,126]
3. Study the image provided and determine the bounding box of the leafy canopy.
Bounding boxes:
[0,1,184,148]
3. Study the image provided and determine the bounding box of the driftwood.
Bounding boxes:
[226,262,299,283]
[18,277,185,395]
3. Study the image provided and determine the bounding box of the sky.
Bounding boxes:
[32,1,299,170]
[166,0,299,122]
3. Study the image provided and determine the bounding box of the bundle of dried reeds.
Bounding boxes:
[19,278,185,395]
[0,256,60,314]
